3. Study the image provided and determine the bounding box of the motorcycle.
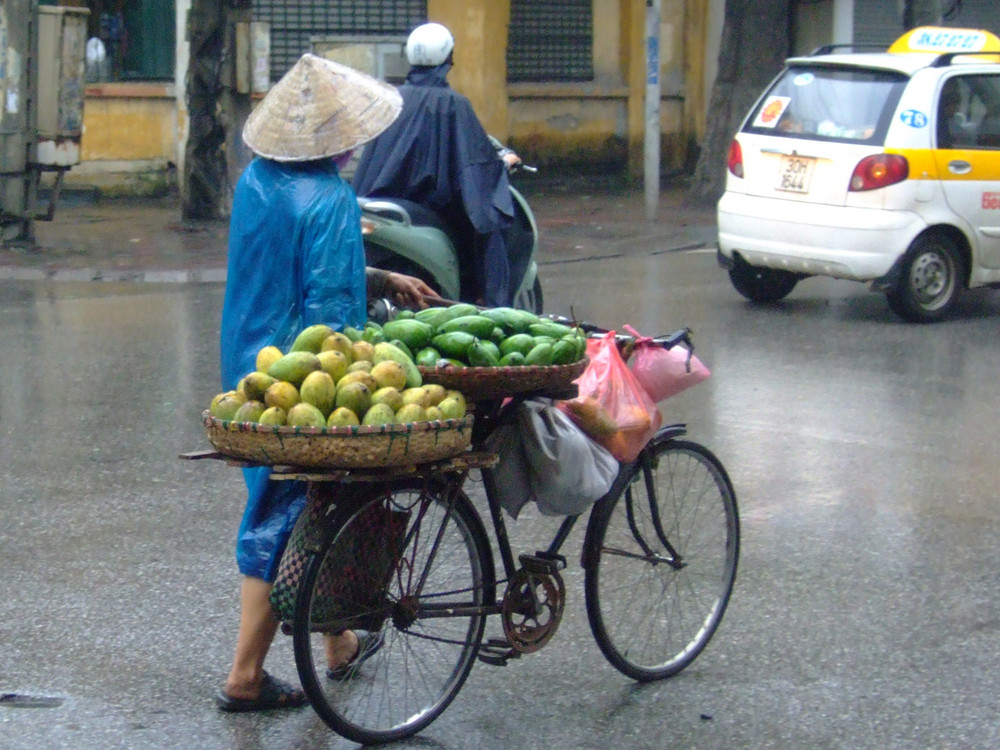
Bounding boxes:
[357,148,543,314]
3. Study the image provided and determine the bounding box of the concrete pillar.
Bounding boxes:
[623,0,646,178]
[428,0,510,140]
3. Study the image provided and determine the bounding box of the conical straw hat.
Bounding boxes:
[243,54,402,161]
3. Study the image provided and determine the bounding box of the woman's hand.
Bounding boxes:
[384,272,436,310]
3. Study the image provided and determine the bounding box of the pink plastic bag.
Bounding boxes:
[558,331,661,463]
[624,325,710,403]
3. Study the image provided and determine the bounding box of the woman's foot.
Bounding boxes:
[326,630,384,680]
[216,671,307,712]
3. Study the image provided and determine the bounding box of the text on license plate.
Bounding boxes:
[776,155,816,193]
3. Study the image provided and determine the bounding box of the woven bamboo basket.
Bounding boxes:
[418,357,588,401]
[203,411,474,469]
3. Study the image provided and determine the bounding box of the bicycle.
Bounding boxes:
[281,325,740,745]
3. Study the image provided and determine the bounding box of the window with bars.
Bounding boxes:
[507,0,593,83]
[253,0,427,83]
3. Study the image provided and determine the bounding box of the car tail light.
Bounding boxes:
[360,217,376,235]
[727,139,744,178]
[849,154,908,191]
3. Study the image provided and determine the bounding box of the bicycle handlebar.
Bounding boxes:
[544,317,694,351]
[539,316,698,371]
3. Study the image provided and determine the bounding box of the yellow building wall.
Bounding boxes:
[80,96,175,162]
[67,0,707,190]
[427,0,510,139]
[506,0,695,174]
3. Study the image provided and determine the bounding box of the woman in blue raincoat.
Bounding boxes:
[215,54,433,712]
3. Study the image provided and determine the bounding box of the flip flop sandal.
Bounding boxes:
[215,671,308,713]
[327,629,385,681]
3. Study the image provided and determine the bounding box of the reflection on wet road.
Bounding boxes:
[3,253,1000,749]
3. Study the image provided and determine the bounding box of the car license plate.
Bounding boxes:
[776,155,816,193]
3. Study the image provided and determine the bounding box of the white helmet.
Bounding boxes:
[405,23,454,66]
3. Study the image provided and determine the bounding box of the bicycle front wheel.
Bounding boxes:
[584,437,739,681]
[293,480,494,744]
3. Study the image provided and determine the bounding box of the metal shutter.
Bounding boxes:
[944,2,1000,37]
[253,0,426,83]
[851,0,902,47]
[507,0,593,82]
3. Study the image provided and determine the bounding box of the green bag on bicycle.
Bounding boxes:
[270,485,409,633]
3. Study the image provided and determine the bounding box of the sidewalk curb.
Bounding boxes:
[0,267,229,283]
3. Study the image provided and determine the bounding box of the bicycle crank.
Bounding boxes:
[500,555,566,653]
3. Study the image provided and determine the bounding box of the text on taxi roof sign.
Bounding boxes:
[889,27,1000,55]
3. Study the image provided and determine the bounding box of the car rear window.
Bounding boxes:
[742,65,909,145]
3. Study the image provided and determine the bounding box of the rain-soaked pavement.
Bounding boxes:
[3,187,1000,749]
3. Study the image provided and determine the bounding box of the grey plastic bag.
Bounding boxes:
[484,398,619,518]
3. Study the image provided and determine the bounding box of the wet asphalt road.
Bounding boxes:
[3,250,1000,749]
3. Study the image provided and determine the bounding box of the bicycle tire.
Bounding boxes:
[292,479,495,744]
[583,435,739,682]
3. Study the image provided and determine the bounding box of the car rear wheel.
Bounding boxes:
[728,259,799,303]
[885,234,963,323]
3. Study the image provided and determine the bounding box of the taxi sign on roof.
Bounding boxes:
[889,26,1000,56]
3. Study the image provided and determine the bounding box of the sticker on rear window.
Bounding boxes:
[900,109,929,128]
[753,96,791,128]
[793,73,814,87]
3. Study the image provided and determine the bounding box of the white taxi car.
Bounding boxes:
[717,27,1000,322]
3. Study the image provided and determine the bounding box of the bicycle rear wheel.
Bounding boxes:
[584,436,739,681]
[292,480,494,744]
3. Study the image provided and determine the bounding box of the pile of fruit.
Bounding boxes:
[380,303,587,369]
[208,322,468,428]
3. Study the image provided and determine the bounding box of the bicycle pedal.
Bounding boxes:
[520,552,566,574]
[477,638,520,667]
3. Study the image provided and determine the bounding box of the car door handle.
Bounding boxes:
[948,160,973,174]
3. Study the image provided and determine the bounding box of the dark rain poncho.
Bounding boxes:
[352,63,515,306]
[220,157,367,581]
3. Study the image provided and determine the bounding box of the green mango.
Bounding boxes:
[431,331,477,361]
[551,339,580,365]
[382,319,434,350]
[415,347,441,368]
[480,307,540,334]
[436,303,480,325]
[498,351,526,367]
[528,321,575,339]
[499,333,536,357]
[413,306,450,330]
[362,324,386,344]
[524,342,554,366]
[436,315,499,339]
[467,340,500,367]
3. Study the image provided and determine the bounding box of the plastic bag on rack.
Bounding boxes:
[484,398,619,519]
[623,324,710,403]
[557,331,662,463]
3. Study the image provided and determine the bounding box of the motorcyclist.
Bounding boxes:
[352,22,521,307]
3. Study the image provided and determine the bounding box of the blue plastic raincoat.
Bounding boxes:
[220,157,367,581]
